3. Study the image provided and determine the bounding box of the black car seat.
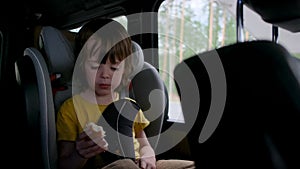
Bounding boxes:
[173,40,300,169]
[15,25,170,169]
[39,26,76,112]
[39,26,169,152]
[14,47,58,169]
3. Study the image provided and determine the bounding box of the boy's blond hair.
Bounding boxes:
[74,18,133,92]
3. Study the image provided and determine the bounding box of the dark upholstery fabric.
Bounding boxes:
[174,40,300,169]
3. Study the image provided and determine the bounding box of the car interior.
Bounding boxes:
[1,0,300,169]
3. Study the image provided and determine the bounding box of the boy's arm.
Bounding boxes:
[58,140,88,169]
[136,130,156,168]
[58,131,107,169]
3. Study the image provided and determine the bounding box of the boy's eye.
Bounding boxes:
[111,66,119,71]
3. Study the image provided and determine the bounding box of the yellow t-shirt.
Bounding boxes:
[56,94,150,159]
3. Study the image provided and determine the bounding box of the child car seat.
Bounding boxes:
[15,47,57,169]
[39,26,169,152]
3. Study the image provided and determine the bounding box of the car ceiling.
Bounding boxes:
[11,0,300,32]
[19,0,163,28]
[3,0,300,53]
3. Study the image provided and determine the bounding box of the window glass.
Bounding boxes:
[158,0,253,123]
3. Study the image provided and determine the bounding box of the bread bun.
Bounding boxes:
[84,122,108,149]
[85,122,106,137]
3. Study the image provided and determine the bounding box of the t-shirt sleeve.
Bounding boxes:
[133,109,150,133]
[56,98,79,141]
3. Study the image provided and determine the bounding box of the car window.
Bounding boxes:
[158,0,255,123]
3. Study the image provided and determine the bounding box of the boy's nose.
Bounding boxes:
[98,67,111,79]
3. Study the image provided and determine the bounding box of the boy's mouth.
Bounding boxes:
[98,84,111,89]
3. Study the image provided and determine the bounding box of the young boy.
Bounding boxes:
[56,18,195,169]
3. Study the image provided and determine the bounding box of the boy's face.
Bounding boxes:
[84,54,125,97]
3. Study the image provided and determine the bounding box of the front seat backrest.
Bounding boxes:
[174,40,300,169]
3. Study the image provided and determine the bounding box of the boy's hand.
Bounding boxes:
[138,145,157,169]
[84,122,108,150]
[75,123,108,159]
[138,156,156,169]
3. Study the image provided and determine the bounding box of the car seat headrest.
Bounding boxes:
[129,41,144,80]
[39,26,75,85]
[118,41,144,98]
